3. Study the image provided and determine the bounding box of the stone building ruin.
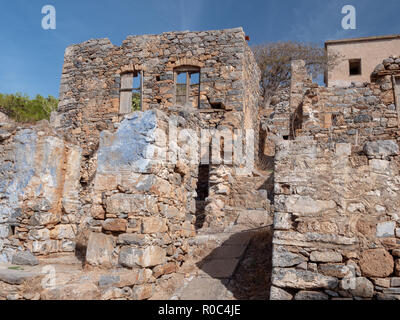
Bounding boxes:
[1,27,400,300]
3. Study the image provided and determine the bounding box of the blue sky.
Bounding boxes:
[0,0,399,98]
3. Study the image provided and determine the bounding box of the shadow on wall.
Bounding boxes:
[258,173,274,204]
[196,227,273,300]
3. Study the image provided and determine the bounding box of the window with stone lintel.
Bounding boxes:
[119,70,143,114]
[173,66,200,108]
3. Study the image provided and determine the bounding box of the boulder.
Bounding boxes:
[12,251,39,266]
[359,248,394,277]
[0,269,37,285]
[363,140,399,159]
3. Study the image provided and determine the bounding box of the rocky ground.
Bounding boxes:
[0,225,273,300]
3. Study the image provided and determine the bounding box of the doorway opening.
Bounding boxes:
[195,164,210,229]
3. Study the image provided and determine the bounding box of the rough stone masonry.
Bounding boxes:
[0,27,271,300]
[269,58,400,300]
[2,26,400,300]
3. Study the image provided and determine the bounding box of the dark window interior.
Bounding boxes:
[349,59,361,76]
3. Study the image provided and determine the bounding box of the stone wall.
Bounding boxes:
[290,59,399,150]
[271,137,400,300]
[0,120,81,263]
[269,59,400,300]
[55,27,258,156]
[83,110,198,276]
[54,28,262,233]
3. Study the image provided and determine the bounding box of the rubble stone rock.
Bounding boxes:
[294,290,329,300]
[11,251,38,266]
[272,268,338,290]
[359,249,394,277]
[86,232,115,268]
[349,277,374,298]
[363,140,399,158]
[119,246,166,268]
[269,286,293,300]
[310,250,342,263]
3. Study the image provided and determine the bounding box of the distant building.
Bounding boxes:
[324,34,400,87]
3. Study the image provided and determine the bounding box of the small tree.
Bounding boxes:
[252,41,341,102]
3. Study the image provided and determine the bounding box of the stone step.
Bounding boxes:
[0,266,41,285]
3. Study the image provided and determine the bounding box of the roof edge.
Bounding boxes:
[325,34,400,47]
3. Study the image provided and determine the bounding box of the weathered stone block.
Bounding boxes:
[50,224,76,240]
[318,263,348,278]
[294,290,329,300]
[359,248,394,277]
[391,277,400,287]
[269,286,293,300]
[349,277,374,298]
[86,232,115,268]
[11,251,38,266]
[310,250,342,263]
[117,233,147,246]
[272,246,307,267]
[102,219,127,232]
[272,268,338,290]
[364,140,399,158]
[236,209,272,228]
[285,196,336,215]
[274,212,293,230]
[131,284,154,300]
[119,246,166,268]
[105,194,158,215]
[376,221,396,238]
[141,217,167,234]
[41,282,101,300]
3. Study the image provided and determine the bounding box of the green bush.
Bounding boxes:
[132,92,141,111]
[0,93,58,122]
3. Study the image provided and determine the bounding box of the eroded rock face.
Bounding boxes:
[359,249,394,278]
